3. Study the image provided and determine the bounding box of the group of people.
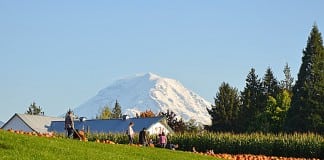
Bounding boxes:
[127,122,177,150]
[128,121,163,146]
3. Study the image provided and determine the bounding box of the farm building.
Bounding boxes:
[1,113,173,135]
[1,113,64,133]
[49,116,174,135]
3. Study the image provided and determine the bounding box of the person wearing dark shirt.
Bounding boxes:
[64,110,74,138]
[139,128,148,146]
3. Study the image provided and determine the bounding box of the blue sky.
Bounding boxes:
[0,1,323,122]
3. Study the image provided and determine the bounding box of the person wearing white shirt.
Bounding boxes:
[127,122,135,144]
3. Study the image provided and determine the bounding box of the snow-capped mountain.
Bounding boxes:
[73,73,212,125]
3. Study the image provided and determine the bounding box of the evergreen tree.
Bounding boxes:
[207,82,240,132]
[111,100,122,119]
[96,105,112,119]
[26,102,43,115]
[262,67,280,98]
[281,63,294,92]
[251,67,281,132]
[285,24,324,133]
[239,68,262,132]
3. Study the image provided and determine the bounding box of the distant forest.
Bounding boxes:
[207,24,324,134]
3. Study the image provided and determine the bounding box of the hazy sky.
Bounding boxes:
[0,1,323,122]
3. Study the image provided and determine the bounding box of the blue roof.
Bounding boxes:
[49,116,167,133]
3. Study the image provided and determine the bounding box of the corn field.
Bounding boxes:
[86,132,323,158]
[170,132,323,158]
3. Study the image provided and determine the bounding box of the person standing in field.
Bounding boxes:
[159,132,167,148]
[64,110,74,138]
[127,122,135,144]
[139,127,148,146]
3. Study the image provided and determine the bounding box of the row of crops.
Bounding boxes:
[86,132,323,158]
[170,132,323,158]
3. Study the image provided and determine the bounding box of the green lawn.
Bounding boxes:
[0,130,220,160]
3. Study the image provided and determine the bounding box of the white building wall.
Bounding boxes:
[147,122,171,135]
[2,116,34,132]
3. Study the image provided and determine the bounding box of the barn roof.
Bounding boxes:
[1,113,64,133]
[2,113,174,134]
[49,116,172,134]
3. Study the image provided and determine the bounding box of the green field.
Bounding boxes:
[0,130,220,160]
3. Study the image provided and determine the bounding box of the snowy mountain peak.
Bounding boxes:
[143,72,160,79]
[73,73,212,125]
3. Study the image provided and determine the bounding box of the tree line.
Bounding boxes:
[207,24,324,134]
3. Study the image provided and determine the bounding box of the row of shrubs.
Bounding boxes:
[85,132,323,158]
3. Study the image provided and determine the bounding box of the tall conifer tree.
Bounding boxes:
[111,100,122,119]
[208,82,240,132]
[255,67,281,131]
[262,67,280,98]
[281,63,294,92]
[239,68,262,132]
[285,24,324,133]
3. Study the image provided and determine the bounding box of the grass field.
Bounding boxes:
[0,130,220,160]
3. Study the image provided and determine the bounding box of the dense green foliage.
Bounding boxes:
[207,82,240,132]
[262,90,291,133]
[238,68,263,132]
[208,24,323,134]
[285,24,324,133]
[0,130,218,160]
[212,67,291,133]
